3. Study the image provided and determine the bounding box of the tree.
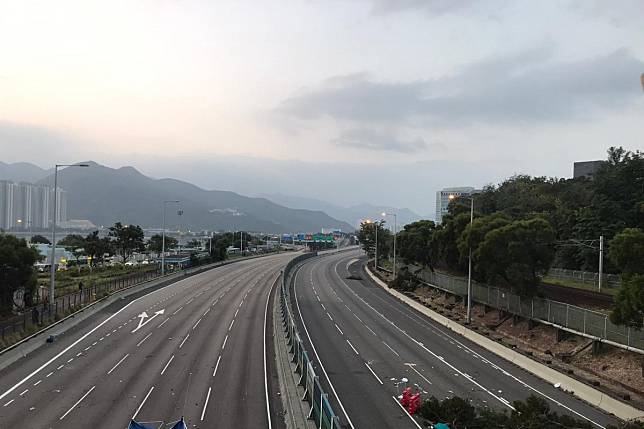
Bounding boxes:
[430,212,470,272]
[58,234,87,272]
[609,228,644,327]
[398,220,436,268]
[608,228,644,275]
[84,231,113,266]
[357,220,391,260]
[30,234,51,245]
[0,234,40,314]
[476,217,555,295]
[187,239,202,248]
[458,213,511,281]
[108,222,145,263]
[147,234,178,255]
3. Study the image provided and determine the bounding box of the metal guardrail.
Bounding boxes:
[547,268,620,288]
[407,264,644,354]
[280,253,341,429]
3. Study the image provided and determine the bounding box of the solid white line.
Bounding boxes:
[160,355,175,375]
[107,354,130,375]
[222,335,228,350]
[365,363,383,385]
[297,266,355,428]
[212,355,221,377]
[136,333,152,347]
[391,396,422,429]
[346,340,359,355]
[193,318,202,330]
[132,386,154,419]
[200,387,212,421]
[365,325,377,336]
[334,324,344,335]
[59,386,96,420]
[228,319,235,331]
[263,275,278,429]
[157,318,169,328]
[382,341,400,357]
[179,334,190,349]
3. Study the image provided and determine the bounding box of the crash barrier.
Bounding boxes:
[0,252,276,349]
[280,253,341,429]
[405,264,643,354]
[547,268,620,289]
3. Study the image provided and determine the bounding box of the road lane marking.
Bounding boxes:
[382,341,400,357]
[228,319,235,331]
[160,355,175,375]
[67,358,74,363]
[46,372,53,378]
[222,335,228,350]
[157,318,169,328]
[173,306,184,315]
[107,354,130,375]
[33,380,42,386]
[365,363,383,385]
[326,313,333,321]
[76,352,82,357]
[200,387,212,421]
[19,389,28,396]
[193,318,202,330]
[405,364,433,385]
[391,396,422,429]
[203,308,210,316]
[59,386,96,420]
[3,399,14,407]
[234,308,239,318]
[137,333,153,347]
[346,340,359,355]
[57,365,64,370]
[179,334,190,349]
[132,386,154,420]
[212,356,221,377]
[334,324,344,335]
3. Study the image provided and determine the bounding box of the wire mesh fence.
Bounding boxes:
[547,268,620,288]
[408,264,643,352]
[280,253,341,429]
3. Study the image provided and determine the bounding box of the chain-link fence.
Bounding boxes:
[406,264,643,353]
[280,253,341,429]
[547,268,620,289]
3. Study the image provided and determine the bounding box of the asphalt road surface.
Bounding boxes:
[0,253,294,429]
[291,250,621,429]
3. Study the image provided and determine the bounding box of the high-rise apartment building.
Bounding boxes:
[0,180,67,230]
[435,186,478,224]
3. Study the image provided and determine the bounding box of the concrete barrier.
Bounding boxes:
[364,264,644,421]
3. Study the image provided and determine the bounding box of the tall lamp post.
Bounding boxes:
[381,212,397,280]
[50,164,89,311]
[161,200,180,275]
[449,194,475,323]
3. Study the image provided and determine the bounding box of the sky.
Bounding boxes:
[1,0,643,215]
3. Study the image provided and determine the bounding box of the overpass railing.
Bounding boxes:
[280,253,341,429]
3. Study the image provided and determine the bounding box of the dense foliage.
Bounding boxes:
[420,394,643,429]
[357,220,392,261]
[0,234,41,314]
[108,222,145,263]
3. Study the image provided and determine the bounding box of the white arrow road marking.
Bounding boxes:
[131,309,165,333]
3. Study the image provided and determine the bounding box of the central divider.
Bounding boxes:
[279,253,341,429]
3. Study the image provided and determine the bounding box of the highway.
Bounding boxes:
[0,253,293,429]
[291,250,621,429]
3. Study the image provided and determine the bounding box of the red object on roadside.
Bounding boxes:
[401,387,412,407]
[408,393,421,415]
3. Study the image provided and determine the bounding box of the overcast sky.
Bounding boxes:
[1,0,643,215]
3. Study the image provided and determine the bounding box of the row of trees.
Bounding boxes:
[358,147,644,326]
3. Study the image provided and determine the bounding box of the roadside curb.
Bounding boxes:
[364,264,644,422]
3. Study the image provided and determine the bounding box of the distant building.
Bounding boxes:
[573,160,604,179]
[435,187,479,224]
[0,180,67,230]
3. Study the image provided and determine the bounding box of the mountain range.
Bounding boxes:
[2,161,353,233]
[259,193,423,228]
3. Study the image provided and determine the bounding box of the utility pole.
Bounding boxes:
[466,197,474,324]
[374,221,378,270]
[161,200,180,276]
[598,235,604,293]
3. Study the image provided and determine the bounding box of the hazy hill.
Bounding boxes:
[0,161,51,183]
[260,192,422,227]
[33,162,353,233]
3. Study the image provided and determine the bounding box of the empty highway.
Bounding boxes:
[291,250,620,428]
[0,253,293,429]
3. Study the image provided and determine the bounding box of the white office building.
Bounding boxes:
[435,186,478,224]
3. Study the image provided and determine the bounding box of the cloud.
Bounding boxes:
[277,48,644,128]
[360,0,483,15]
[0,121,85,165]
[332,128,427,153]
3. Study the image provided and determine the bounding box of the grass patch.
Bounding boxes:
[542,276,618,296]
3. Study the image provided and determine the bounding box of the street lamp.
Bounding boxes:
[449,194,475,323]
[162,200,180,275]
[381,212,397,280]
[50,163,89,311]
